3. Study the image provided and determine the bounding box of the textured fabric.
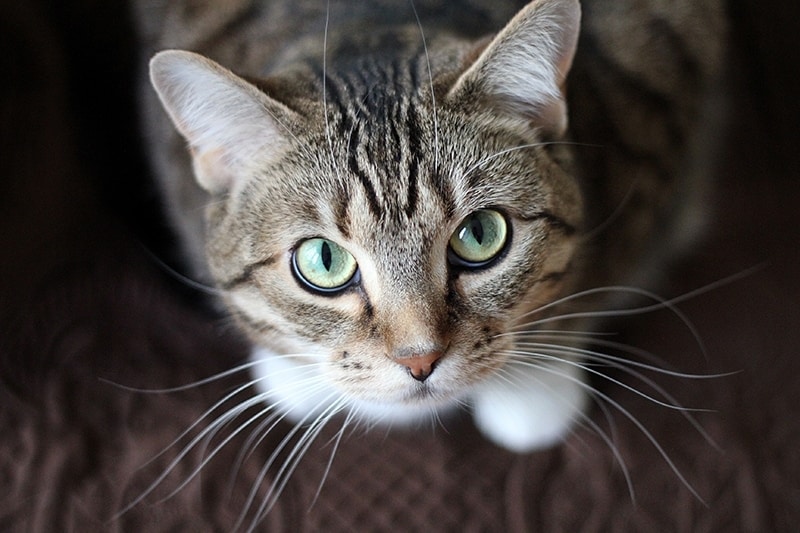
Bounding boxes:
[1,0,799,531]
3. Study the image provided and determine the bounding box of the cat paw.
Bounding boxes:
[470,361,588,452]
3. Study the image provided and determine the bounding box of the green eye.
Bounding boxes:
[449,209,509,267]
[292,238,358,293]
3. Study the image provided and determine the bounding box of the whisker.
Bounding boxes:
[225,409,284,500]
[509,284,711,364]
[114,391,262,519]
[504,356,707,504]
[232,387,342,531]
[593,393,620,449]
[242,394,346,530]
[238,373,334,462]
[577,176,638,243]
[309,404,357,509]
[115,360,328,517]
[226,371,337,496]
[409,0,439,173]
[565,396,636,503]
[161,400,279,504]
[138,243,229,297]
[503,350,704,413]
[494,360,637,501]
[511,328,618,339]
[100,359,266,394]
[506,346,732,450]
[502,345,724,449]
[513,266,763,337]
[461,141,598,184]
[151,359,329,463]
[127,377,267,479]
[512,340,735,380]
[461,142,545,182]
[322,0,343,187]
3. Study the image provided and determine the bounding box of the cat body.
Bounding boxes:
[134,0,726,452]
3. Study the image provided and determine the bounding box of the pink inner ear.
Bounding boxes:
[190,145,234,194]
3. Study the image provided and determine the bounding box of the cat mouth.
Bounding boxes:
[399,379,463,407]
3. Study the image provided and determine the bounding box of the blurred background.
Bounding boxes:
[1,0,798,530]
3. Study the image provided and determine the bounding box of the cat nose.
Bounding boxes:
[392,351,443,382]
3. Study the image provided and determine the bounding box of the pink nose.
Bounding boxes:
[393,351,443,382]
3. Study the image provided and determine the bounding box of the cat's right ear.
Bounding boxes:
[446,0,580,137]
[149,50,295,193]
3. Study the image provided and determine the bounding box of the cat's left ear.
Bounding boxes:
[447,0,580,137]
[149,50,297,193]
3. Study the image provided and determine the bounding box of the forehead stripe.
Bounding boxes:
[323,73,383,218]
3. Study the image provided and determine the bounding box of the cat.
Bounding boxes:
[134,0,725,475]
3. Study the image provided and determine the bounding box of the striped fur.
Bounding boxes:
[136,0,726,455]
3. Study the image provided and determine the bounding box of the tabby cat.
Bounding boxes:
[134,0,725,458]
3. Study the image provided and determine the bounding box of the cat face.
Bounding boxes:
[149,0,583,414]
[215,103,582,409]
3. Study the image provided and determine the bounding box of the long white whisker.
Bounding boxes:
[233,391,335,531]
[495,361,637,501]
[566,396,636,503]
[154,370,335,508]
[144,360,328,467]
[461,141,597,183]
[513,266,763,339]
[115,360,327,517]
[503,350,704,413]
[322,0,342,187]
[243,394,347,531]
[461,142,545,182]
[309,405,357,509]
[226,372,337,499]
[100,359,266,394]
[114,391,261,518]
[161,401,277,504]
[237,374,334,465]
[127,379,266,480]
[512,340,735,380]
[224,409,283,501]
[238,391,344,523]
[510,284,709,362]
[505,357,707,504]
[409,0,439,172]
[503,346,723,450]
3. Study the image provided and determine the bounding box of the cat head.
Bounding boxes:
[149,0,583,410]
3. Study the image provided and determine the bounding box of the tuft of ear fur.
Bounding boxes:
[448,0,580,137]
[149,50,295,193]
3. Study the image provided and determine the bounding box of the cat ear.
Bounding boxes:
[447,0,580,137]
[149,50,295,193]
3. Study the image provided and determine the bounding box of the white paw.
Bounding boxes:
[470,361,588,452]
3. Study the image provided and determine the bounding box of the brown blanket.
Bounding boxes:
[2,0,799,530]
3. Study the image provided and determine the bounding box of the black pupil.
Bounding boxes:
[321,241,332,271]
[470,218,484,245]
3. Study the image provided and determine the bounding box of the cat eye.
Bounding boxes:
[448,209,509,268]
[292,238,358,293]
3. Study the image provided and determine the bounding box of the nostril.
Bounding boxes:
[393,351,443,382]
[408,364,435,382]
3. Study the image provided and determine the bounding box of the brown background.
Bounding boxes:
[1,0,799,530]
